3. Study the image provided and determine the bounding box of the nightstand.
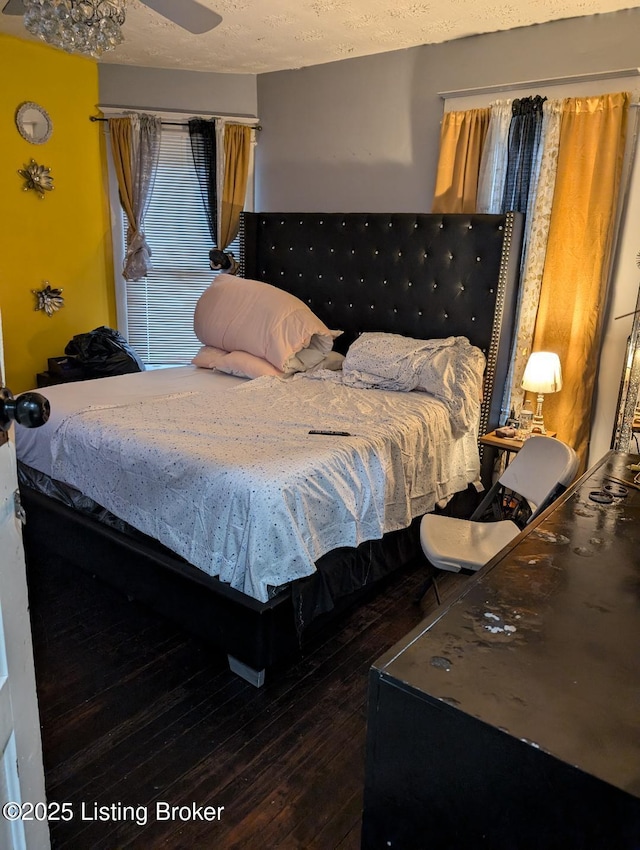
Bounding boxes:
[36,356,86,388]
[480,428,556,449]
[480,429,557,465]
[36,371,82,388]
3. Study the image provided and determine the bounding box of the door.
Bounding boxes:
[0,316,50,849]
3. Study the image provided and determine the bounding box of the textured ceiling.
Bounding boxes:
[1,0,639,74]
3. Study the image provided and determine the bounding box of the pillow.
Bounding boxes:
[194,274,341,372]
[306,350,345,372]
[192,346,284,379]
[282,338,328,374]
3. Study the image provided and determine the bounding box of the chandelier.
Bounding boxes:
[23,0,126,58]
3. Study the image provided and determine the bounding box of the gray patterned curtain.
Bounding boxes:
[498,95,548,422]
[108,112,162,281]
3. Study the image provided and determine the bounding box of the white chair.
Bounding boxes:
[419,435,579,595]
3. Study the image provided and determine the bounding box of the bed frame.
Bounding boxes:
[21,212,523,686]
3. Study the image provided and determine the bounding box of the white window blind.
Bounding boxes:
[123,126,241,365]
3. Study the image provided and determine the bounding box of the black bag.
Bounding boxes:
[65,326,145,378]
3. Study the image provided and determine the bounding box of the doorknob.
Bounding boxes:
[0,387,50,431]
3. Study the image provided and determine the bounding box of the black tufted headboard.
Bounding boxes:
[241,212,523,440]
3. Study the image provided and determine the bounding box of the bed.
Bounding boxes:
[18,211,523,686]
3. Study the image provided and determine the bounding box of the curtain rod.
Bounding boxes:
[89,115,262,130]
[439,68,640,99]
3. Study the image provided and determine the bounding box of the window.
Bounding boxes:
[121,126,243,365]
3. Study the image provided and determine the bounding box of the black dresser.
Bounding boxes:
[362,451,640,849]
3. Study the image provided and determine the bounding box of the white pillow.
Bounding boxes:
[282,338,328,374]
[306,351,345,372]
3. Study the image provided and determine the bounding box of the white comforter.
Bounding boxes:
[17,366,480,602]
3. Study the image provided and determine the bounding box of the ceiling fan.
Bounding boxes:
[1,0,223,35]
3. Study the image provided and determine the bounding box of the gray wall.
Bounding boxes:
[99,64,258,117]
[255,8,640,212]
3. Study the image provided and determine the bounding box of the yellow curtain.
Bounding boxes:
[432,108,490,213]
[529,92,630,469]
[219,124,251,249]
[108,117,134,230]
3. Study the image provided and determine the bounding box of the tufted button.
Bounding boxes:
[433,283,437,289]
[398,251,402,257]
[444,312,448,318]
[471,316,476,321]
[393,307,398,313]
[408,281,412,287]
[418,310,422,316]
[318,274,323,279]
[289,246,293,251]
[476,256,481,262]
[468,223,473,229]
[460,285,465,291]
[309,246,314,251]
[319,219,324,224]
[330,248,334,253]
[349,303,353,307]
[370,304,375,309]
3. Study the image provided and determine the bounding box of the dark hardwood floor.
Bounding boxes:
[26,549,468,849]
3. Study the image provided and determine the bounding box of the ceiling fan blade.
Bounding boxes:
[2,0,25,15]
[141,0,222,34]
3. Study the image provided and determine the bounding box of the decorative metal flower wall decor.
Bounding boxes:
[33,283,64,317]
[18,159,54,198]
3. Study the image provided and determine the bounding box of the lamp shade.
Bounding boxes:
[521,352,563,394]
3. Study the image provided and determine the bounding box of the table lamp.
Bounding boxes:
[521,351,562,434]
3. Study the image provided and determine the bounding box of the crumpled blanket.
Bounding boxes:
[303,333,486,437]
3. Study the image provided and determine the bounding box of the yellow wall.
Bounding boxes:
[0,33,115,393]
